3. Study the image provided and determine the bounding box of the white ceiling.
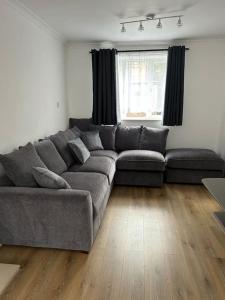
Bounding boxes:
[14,0,225,42]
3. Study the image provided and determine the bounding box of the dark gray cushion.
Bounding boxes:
[81,131,103,151]
[116,150,165,171]
[68,138,90,164]
[69,118,92,131]
[50,129,75,167]
[0,143,46,187]
[35,140,67,174]
[139,126,169,154]
[91,150,118,161]
[165,149,225,171]
[62,172,108,216]
[68,156,115,184]
[32,167,71,189]
[115,126,142,152]
[90,125,117,150]
[0,163,14,186]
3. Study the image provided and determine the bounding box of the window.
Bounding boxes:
[117,51,167,120]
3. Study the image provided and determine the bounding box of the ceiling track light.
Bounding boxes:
[120,13,183,33]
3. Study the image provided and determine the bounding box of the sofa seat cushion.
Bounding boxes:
[91,150,118,161]
[61,172,108,216]
[116,150,165,172]
[68,156,115,184]
[165,149,224,171]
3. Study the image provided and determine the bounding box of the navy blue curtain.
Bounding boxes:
[163,46,186,126]
[91,49,117,125]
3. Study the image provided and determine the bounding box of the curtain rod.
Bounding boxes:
[117,48,189,53]
[89,47,189,54]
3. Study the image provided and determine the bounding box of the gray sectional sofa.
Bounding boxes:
[0,118,224,252]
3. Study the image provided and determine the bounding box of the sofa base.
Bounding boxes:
[114,170,163,187]
[166,168,224,184]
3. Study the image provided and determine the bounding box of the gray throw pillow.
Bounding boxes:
[89,124,117,150]
[81,131,104,151]
[68,138,90,164]
[35,139,67,174]
[32,167,71,189]
[139,126,169,154]
[0,143,46,187]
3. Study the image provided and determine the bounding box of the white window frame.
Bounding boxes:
[116,51,167,121]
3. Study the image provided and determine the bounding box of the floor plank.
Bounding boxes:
[0,184,225,300]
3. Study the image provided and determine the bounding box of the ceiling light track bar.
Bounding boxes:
[120,15,184,25]
[120,14,184,32]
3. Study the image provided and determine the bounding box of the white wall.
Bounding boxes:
[218,110,225,159]
[65,39,225,154]
[0,0,68,154]
[66,42,98,118]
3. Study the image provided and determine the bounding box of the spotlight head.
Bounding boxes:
[177,17,183,27]
[156,19,162,29]
[138,21,144,32]
[121,23,126,33]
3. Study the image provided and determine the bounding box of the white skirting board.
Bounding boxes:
[0,264,20,295]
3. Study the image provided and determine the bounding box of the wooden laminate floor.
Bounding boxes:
[0,184,225,300]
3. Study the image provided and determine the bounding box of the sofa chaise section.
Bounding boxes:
[165,148,224,184]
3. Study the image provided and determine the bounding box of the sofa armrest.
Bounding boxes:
[0,187,94,251]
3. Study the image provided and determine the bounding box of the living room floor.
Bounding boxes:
[0,185,225,300]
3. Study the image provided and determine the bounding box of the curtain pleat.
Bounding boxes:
[91,49,117,125]
[163,46,186,126]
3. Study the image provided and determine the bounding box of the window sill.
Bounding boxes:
[122,117,162,121]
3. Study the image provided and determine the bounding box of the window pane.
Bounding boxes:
[117,52,167,120]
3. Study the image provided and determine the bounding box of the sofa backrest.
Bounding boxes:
[69,118,92,131]
[68,118,169,154]
[115,125,169,154]
[139,127,169,154]
[115,126,142,152]
[0,163,14,186]
[89,124,117,151]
